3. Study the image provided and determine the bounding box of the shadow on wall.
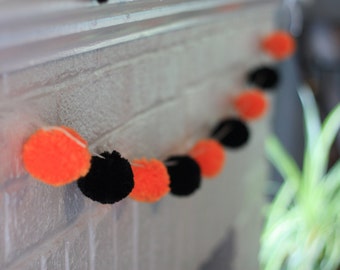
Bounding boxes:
[199,228,235,270]
[63,182,85,223]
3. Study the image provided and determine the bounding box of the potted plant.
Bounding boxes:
[260,87,340,270]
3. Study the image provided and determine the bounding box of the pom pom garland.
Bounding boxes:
[247,66,279,89]
[262,31,296,60]
[22,126,91,186]
[166,155,201,196]
[77,151,134,204]
[233,89,268,121]
[15,26,281,208]
[211,118,250,148]
[130,158,170,203]
[189,139,225,178]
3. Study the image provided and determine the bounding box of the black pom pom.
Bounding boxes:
[247,66,279,89]
[166,155,201,196]
[77,151,134,204]
[211,118,250,148]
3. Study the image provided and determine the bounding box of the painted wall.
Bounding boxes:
[0,1,277,269]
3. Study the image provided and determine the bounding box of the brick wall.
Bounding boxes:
[0,1,276,269]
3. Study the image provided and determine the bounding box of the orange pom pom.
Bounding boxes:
[22,126,91,186]
[262,31,296,60]
[189,139,225,178]
[234,89,268,121]
[130,158,170,202]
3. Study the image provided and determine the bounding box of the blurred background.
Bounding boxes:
[273,0,340,186]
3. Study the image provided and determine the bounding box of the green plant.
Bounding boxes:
[260,87,340,270]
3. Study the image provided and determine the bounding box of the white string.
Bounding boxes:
[212,125,231,141]
[41,126,87,148]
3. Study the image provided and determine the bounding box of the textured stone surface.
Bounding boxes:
[0,1,275,269]
[200,229,236,270]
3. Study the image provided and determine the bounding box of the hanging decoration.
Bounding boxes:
[189,139,226,178]
[166,155,201,196]
[261,30,296,60]
[247,66,279,90]
[129,158,170,203]
[211,118,250,148]
[22,126,91,186]
[17,28,296,205]
[77,151,134,204]
[233,89,269,121]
